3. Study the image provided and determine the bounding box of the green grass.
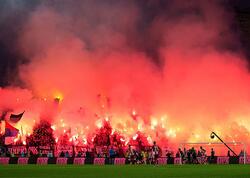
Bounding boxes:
[0,165,249,178]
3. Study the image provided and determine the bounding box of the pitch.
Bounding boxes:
[0,165,249,178]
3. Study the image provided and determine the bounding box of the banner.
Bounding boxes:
[18,157,29,164]
[157,158,167,165]
[56,158,68,165]
[114,158,126,165]
[8,146,27,155]
[73,158,85,165]
[94,158,105,165]
[217,156,229,164]
[74,146,87,156]
[28,147,38,155]
[174,158,182,165]
[38,146,53,155]
[7,146,52,156]
[56,145,73,157]
[0,157,10,165]
[239,156,250,164]
[37,157,48,165]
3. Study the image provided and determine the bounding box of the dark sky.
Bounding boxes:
[1,0,250,87]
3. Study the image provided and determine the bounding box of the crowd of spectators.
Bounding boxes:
[0,143,247,165]
[175,146,211,164]
[0,141,161,165]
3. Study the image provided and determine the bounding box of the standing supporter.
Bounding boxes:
[77,151,82,157]
[176,151,180,158]
[21,150,25,157]
[197,150,202,157]
[178,148,184,163]
[152,141,159,164]
[183,148,187,163]
[39,150,43,157]
[210,148,215,163]
[126,145,134,164]
[141,150,147,164]
[48,150,53,158]
[6,150,11,157]
[109,147,116,158]
[59,151,65,157]
[187,149,191,163]
[239,150,244,157]
[200,146,206,156]
[148,148,154,164]
[65,151,70,158]
[117,147,124,158]
[191,147,197,164]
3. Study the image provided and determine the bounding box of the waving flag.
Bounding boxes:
[9,111,24,123]
[0,109,13,121]
[5,121,19,137]
[4,121,19,145]
[0,111,8,121]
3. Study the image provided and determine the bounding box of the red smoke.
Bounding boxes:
[0,1,249,154]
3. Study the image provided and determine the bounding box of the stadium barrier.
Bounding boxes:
[56,158,68,165]
[114,158,126,165]
[18,157,29,164]
[239,156,250,164]
[157,158,167,165]
[197,156,207,164]
[0,156,246,165]
[217,156,229,164]
[37,157,48,165]
[94,158,105,165]
[0,157,9,165]
[73,158,85,165]
[174,158,182,165]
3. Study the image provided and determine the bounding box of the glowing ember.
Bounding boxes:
[133,134,138,140]
[51,125,56,131]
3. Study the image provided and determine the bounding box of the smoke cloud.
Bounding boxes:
[0,0,250,153]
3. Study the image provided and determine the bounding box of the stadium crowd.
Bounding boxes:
[1,141,247,165]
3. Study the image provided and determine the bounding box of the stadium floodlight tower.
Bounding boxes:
[179,132,247,164]
[210,131,247,164]
[210,132,237,156]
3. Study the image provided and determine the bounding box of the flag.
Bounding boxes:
[0,111,8,121]
[5,121,19,137]
[4,137,15,145]
[0,109,13,121]
[9,111,24,123]
[4,121,19,145]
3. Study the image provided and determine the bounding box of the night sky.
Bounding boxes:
[1,0,250,87]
